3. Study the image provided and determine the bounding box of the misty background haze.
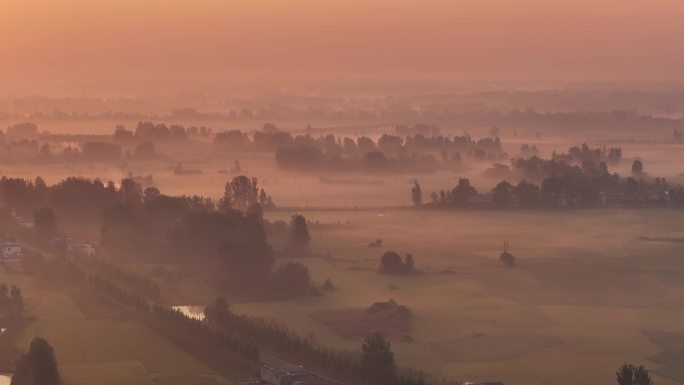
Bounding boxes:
[2,0,684,95]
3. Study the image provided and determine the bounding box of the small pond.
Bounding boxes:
[0,373,12,385]
[172,305,205,321]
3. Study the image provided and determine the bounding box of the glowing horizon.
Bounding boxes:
[2,0,684,93]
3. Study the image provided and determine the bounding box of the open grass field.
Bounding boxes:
[215,208,684,385]
[0,271,237,385]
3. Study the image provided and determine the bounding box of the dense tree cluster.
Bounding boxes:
[271,262,312,298]
[6,122,38,137]
[616,362,653,385]
[214,124,506,174]
[519,143,539,155]
[493,144,622,183]
[428,156,683,209]
[0,175,310,297]
[33,207,58,239]
[0,282,24,314]
[361,333,397,384]
[426,178,478,208]
[553,143,622,164]
[276,145,441,174]
[499,251,516,267]
[220,176,275,211]
[411,182,422,206]
[134,121,191,141]
[367,299,412,317]
[286,214,311,256]
[11,338,60,385]
[378,252,418,275]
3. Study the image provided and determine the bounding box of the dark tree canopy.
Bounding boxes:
[411,181,422,206]
[451,178,477,207]
[361,333,397,383]
[616,362,653,385]
[271,262,311,298]
[632,159,644,174]
[33,207,58,239]
[224,175,259,211]
[288,214,311,254]
[492,180,514,208]
[12,337,60,385]
[499,252,516,268]
[379,251,417,274]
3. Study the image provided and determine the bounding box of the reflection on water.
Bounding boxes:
[172,305,205,321]
[0,374,11,385]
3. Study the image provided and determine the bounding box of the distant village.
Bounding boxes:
[1,210,95,273]
[240,355,343,385]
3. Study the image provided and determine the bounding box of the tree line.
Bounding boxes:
[76,257,161,299]
[0,174,317,299]
[204,298,428,385]
[58,259,261,372]
[415,158,684,209]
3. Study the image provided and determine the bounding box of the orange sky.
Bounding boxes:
[2,0,684,92]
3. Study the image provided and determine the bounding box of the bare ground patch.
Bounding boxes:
[309,307,411,338]
[430,332,563,363]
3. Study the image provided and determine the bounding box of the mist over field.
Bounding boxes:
[2,2,684,385]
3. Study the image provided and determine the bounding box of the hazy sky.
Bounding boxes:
[2,0,684,92]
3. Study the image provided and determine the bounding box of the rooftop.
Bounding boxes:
[260,354,307,375]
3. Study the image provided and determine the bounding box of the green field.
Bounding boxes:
[218,208,684,385]
[5,208,684,385]
[1,276,236,385]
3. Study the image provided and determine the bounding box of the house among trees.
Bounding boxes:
[468,193,494,208]
[1,238,24,272]
[67,242,96,256]
[499,241,516,268]
[240,355,344,385]
[49,237,96,257]
[7,122,38,138]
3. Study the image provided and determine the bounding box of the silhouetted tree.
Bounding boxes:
[499,252,516,267]
[450,178,477,207]
[143,186,161,204]
[225,176,258,211]
[119,178,142,206]
[411,181,422,206]
[321,278,336,291]
[616,362,653,385]
[379,251,403,273]
[10,285,24,311]
[246,203,263,222]
[632,160,644,174]
[379,251,416,274]
[405,254,415,270]
[33,207,58,239]
[492,180,514,207]
[361,333,396,383]
[271,262,311,298]
[288,214,311,254]
[133,141,155,159]
[259,189,268,206]
[12,337,60,385]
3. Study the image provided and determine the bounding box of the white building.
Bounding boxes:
[67,243,96,256]
[1,240,24,273]
[1,241,23,261]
